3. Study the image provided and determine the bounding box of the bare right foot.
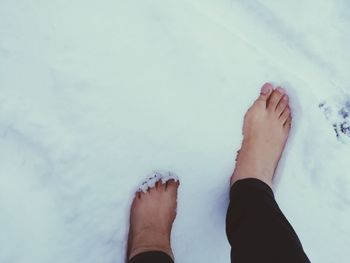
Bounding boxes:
[231,83,292,188]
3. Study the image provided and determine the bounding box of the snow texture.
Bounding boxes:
[137,171,179,193]
[0,0,350,262]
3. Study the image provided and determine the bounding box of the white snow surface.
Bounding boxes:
[137,171,179,193]
[1,0,350,262]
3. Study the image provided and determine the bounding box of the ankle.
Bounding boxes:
[129,246,173,261]
[128,231,173,260]
[232,164,273,188]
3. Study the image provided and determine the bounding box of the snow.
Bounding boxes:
[137,171,179,193]
[0,0,350,262]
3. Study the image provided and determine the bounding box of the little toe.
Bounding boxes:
[284,116,292,130]
[267,87,285,111]
[131,192,143,208]
[280,106,291,124]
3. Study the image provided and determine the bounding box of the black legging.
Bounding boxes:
[129,178,310,263]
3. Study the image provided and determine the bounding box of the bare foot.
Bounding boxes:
[231,83,292,188]
[127,180,179,261]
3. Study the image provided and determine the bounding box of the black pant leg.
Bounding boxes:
[129,251,174,263]
[226,178,310,263]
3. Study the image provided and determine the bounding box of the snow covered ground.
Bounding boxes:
[1,0,350,262]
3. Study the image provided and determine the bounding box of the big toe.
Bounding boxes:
[166,180,179,195]
[256,83,273,104]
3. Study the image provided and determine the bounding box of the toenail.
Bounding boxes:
[276,87,285,94]
[261,85,272,95]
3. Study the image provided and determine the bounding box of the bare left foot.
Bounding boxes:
[127,180,179,261]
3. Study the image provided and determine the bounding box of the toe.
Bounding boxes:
[284,116,292,130]
[155,180,161,190]
[268,87,285,110]
[148,186,156,194]
[280,106,291,124]
[157,180,166,191]
[131,192,142,209]
[276,94,289,116]
[256,83,273,104]
[139,190,148,198]
[165,179,179,193]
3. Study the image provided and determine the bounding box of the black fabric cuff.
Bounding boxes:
[230,178,274,201]
[129,251,174,263]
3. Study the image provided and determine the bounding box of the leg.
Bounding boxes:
[226,83,310,262]
[226,179,310,262]
[127,180,179,263]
